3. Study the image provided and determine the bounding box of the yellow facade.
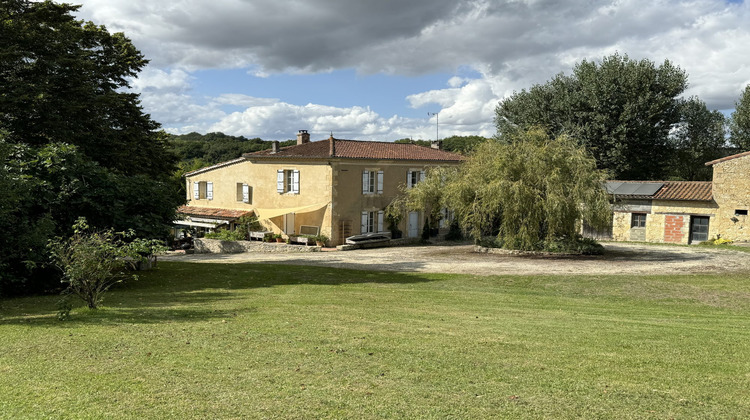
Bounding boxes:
[184,156,459,245]
[186,159,334,238]
[711,154,750,241]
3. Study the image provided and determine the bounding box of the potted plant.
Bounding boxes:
[314,234,328,247]
[274,234,284,243]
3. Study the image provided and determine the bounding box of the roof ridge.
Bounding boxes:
[705,150,750,166]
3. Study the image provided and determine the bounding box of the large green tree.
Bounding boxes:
[667,97,726,181]
[729,85,750,150]
[0,1,182,294]
[496,53,688,180]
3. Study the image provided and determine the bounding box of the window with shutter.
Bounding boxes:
[377,171,383,194]
[277,170,285,193]
[206,182,213,200]
[362,170,370,194]
[377,211,384,232]
[243,184,250,203]
[407,169,422,188]
[361,211,368,233]
[193,182,199,200]
[292,170,300,194]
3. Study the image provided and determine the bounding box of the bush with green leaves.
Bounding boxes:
[204,229,247,241]
[47,218,143,309]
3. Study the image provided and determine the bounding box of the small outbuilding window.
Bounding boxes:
[631,213,647,228]
[735,209,748,216]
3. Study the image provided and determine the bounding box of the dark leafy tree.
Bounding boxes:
[496,53,688,180]
[0,1,182,294]
[440,135,489,154]
[729,85,750,150]
[667,97,726,180]
[394,138,431,147]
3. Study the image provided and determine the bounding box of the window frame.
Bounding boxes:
[193,181,212,200]
[277,169,300,194]
[360,210,384,233]
[631,213,647,228]
[407,169,425,189]
[362,170,383,195]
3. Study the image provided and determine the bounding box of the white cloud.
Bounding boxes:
[75,0,750,138]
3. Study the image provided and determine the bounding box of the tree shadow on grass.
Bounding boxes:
[0,263,435,326]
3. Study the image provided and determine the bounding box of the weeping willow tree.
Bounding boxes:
[392,128,611,251]
[386,166,458,231]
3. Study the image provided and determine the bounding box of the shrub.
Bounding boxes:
[47,218,139,309]
[204,229,246,241]
[445,220,463,241]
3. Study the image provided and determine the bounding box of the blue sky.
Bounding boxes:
[75,0,750,141]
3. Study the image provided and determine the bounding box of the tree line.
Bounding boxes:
[496,53,750,181]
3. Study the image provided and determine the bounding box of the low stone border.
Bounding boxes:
[194,238,320,254]
[473,245,578,256]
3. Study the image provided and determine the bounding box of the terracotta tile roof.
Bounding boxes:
[177,206,252,219]
[185,157,246,177]
[652,181,713,201]
[705,150,750,166]
[246,137,464,162]
[606,180,713,201]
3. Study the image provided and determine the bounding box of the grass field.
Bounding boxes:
[1,262,749,419]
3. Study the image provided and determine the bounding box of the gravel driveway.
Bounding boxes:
[161,243,750,276]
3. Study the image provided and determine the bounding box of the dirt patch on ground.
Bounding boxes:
[160,242,750,276]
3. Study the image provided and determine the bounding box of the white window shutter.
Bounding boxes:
[362,170,369,194]
[242,184,250,203]
[193,182,199,200]
[407,170,413,188]
[377,171,383,194]
[292,170,300,194]
[277,170,284,193]
[361,211,368,233]
[420,170,425,182]
[206,182,213,200]
[377,211,384,232]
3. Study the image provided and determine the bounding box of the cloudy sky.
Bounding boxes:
[73,0,750,141]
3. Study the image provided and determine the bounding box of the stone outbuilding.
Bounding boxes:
[597,150,750,244]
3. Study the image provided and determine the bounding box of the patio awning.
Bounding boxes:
[173,220,227,229]
[253,202,329,220]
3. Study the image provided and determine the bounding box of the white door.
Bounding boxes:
[284,213,295,235]
[407,212,419,238]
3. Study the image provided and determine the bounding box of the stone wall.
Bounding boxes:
[194,238,320,254]
[711,153,750,242]
[611,200,719,244]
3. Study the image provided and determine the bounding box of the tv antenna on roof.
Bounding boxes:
[427,112,439,141]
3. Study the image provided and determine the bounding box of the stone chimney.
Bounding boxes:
[430,140,442,150]
[328,135,335,157]
[271,140,279,154]
[297,129,310,145]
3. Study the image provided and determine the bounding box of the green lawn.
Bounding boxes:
[1,262,749,419]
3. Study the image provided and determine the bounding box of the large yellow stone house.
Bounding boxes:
[603,150,750,244]
[178,130,464,245]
